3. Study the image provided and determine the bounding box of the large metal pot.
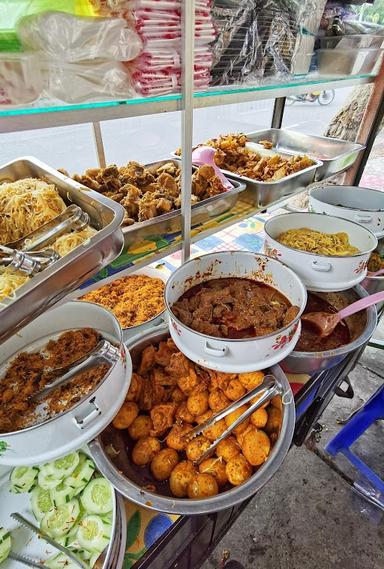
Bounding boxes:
[164,251,307,373]
[90,326,296,515]
[264,212,378,292]
[0,301,132,466]
[309,185,384,238]
[281,285,377,374]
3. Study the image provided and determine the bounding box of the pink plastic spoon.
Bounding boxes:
[367,268,384,277]
[192,146,234,191]
[302,290,384,338]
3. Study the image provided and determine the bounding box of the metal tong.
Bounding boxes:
[6,204,90,252]
[0,244,59,275]
[186,375,283,465]
[29,338,120,403]
[10,512,88,569]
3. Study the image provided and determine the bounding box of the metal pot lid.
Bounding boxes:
[0,302,132,466]
[90,326,295,515]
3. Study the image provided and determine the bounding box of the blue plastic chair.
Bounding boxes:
[325,384,384,495]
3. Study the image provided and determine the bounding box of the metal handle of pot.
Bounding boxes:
[204,341,228,357]
[311,259,332,272]
[73,398,101,429]
[354,214,373,224]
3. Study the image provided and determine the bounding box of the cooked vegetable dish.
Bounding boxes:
[0,328,109,433]
[176,133,315,181]
[277,227,359,256]
[296,293,351,352]
[81,274,165,328]
[111,338,282,499]
[171,278,300,338]
[67,161,227,227]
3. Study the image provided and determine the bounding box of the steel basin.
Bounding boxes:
[90,326,296,515]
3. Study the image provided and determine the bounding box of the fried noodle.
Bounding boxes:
[277,227,359,256]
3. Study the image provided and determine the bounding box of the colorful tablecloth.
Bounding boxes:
[123,501,178,569]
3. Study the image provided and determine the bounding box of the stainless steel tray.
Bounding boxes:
[122,159,246,248]
[0,156,125,343]
[246,128,365,180]
[171,139,322,209]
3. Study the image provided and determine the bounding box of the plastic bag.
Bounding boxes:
[210,0,324,85]
[45,59,134,103]
[0,53,43,106]
[18,12,142,62]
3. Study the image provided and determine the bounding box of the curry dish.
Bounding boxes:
[0,328,109,433]
[66,161,227,227]
[81,274,165,328]
[176,133,314,182]
[295,293,351,352]
[112,338,282,499]
[171,278,300,338]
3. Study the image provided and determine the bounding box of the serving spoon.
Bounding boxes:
[301,290,384,338]
[367,267,384,277]
[191,146,234,190]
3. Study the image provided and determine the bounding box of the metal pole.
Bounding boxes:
[271,97,286,129]
[180,0,195,263]
[92,121,107,168]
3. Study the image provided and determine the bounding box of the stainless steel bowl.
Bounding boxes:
[90,326,296,515]
[281,285,377,375]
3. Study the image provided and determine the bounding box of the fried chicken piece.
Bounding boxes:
[139,345,157,374]
[157,172,179,196]
[126,372,143,402]
[156,197,173,214]
[150,402,176,437]
[151,367,177,387]
[154,340,178,367]
[165,352,191,380]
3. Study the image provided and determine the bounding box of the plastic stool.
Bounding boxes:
[325,384,384,494]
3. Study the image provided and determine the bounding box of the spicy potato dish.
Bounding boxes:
[112,338,283,499]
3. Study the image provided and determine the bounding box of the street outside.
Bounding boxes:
[0,86,382,189]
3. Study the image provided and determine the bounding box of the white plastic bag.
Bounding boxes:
[18,11,142,62]
[45,59,135,103]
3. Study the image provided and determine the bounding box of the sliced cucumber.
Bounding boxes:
[80,478,113,515]
[0,527,11,564]
[31,486,54,521]
[44,552,82,569]
[38,470,62,491]
[10,466,38,493]
[90,552,101,568]
[41,499,80,538]
[50,481,75,507]
[64,455,95,496]
[45,453,80,479]
[77,515,110,553]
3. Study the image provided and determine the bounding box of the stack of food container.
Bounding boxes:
[128,0,216,96]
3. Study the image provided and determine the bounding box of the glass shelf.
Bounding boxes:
[0,72,375,132]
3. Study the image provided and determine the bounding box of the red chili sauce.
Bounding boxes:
[172,277,300,339]
[295,293,351,352]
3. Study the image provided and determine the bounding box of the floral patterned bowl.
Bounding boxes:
[264,212,378,293]
[165,251,307,373]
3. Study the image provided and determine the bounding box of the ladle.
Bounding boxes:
[301,290,384,338]
[367,267,384,277]
[191,146,234,190]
